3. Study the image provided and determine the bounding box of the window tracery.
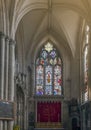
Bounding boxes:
[35,42,63,96]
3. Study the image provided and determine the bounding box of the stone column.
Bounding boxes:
[7,121,14,130]
[3,37,10,130]
[0,122,3,130]
[8,39,15,101]
[0,32,5,130]
[3,121,8,130]
[4,36,9,100]
[0,32,5,99]
[8,39,15,130]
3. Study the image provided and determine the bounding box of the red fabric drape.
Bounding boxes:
[37,102,61,122]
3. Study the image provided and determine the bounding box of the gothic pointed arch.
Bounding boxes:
[35,41,63,96]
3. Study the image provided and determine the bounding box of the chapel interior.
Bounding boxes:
[0,0,91,130]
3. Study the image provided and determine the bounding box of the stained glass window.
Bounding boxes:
[54,65,62,95]
[83,45,88,101]
[83,25,89,102]
[36,65,44,95]
[35,42,63,96]
[45,66,52,95]
[45,42,53,52]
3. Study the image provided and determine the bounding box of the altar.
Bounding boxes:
[37,102,61,123]
[34,101,64,129]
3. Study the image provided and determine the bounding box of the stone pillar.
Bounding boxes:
[8,39,15,101]
[0,122,3,130]
[8,39,15,130]
[0,32,5,130]
[7,121,14,130]
[3,121,8,130]
[4,36,9,100]
[3,37,10,130]
[0,32,5,99]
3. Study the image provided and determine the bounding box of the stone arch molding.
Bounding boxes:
[27,32,72,97]
[27,32,72,67]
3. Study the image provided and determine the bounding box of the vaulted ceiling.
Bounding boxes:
[0,0,91,64]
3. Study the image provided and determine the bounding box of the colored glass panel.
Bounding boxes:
[84,46,88,101]
[45,85,52,95]
[50,59,54,65]
[84,90,88,101]
[54,65,62,95]
[84,46,88,84]
[36,65,44,86]
[40,58,44,65]
[54,86,62,95]
[50,50,56,58]
[41,50,48,59]
[44,58,48,65]
[45,66,52,95]
[36,86,43,95]
[36,65,44,95]
[45,42,53,52]
[45,66,52,85]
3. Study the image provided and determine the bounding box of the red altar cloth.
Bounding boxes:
[37,102,61,122]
